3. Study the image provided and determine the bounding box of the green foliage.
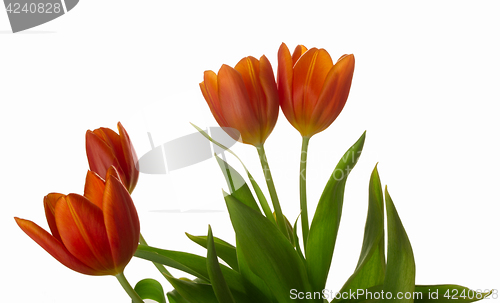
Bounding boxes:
[133,130,490,303]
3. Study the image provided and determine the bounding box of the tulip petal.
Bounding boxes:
[102,174,140,273]
[218,64,260,146]
[234,56,266,124]
[55,194,115,274]
[258,55,279,142]
[312,54,355,134]
[97,128,130,186]
[84,170,105,209]
[117,122,139,192]
[291,45,308,66]
[44,193,64,242]
[277,43,296,126]
[15,217,98,275]
[86,130,124,183]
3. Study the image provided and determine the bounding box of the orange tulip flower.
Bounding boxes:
[86,122,139,193]
[200,55,279,147]
[277,43,355,138]
[14,166,140,276]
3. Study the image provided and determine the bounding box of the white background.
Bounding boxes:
[1,1,499,302]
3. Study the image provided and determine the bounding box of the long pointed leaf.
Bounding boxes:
[235,237,276,303]
[382,188,416,303]
[225,192,315,303]
[306,131,366,292]
[185,232,239,271]
[335,164,385,300]
[207,225,235,303]
[134,244,246,294]
[215,154,266,217]
[164,276,219,303]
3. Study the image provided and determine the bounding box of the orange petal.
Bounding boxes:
[291,45,308,66]
[258,55,279,142]
[55,194,115,275]
[234,56,266,125]
[218,64,260,145]
[277,43,296,126]
[102,174,140,273]
[292,48,334,134]
[312,54,355,135]
[84,171,105,209]
[15,217,99,275]
[43,193,65,242]
[117,122,139,193]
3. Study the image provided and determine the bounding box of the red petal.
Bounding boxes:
[86,130,123,181]
[84,171,105,209]
[15,217,99,275]
[55,194,116,275]
[117,122,139,193]
[102,175,140,273]
[43,193,65,242]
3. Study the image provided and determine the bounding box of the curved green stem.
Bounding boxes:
[300,136,311,250]
[256,144,289,239]
[139,233,172,277]
[115,272,144,303]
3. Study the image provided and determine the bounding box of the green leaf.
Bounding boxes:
[292,215,306,266]
[306,131,366,292]
[166,288,190,303]
[134,244,246,294]
[185,232,239,271]
[382,188,416,303]
[207,225,236,303]
[225,192,315,303]
[133,278,166,303]
[235,237,276,303]
[335,165,386,300]
[414,285,492,303]
[215,154,266,217]
[164,276,219,303]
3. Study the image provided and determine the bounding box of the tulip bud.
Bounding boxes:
[86,122,139,193]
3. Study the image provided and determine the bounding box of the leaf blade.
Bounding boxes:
[306,131,366,292]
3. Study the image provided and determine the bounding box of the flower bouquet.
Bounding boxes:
[15,43,494,303]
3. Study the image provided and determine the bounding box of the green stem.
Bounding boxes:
[139,233,172,277]
[115,272,144,303]
[300,136,311,250]
[256,144,289,239]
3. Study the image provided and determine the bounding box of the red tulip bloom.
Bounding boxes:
[86,122,139,193]
[278,43,355,138]
[200,55,279,147]
[14,166,140,276]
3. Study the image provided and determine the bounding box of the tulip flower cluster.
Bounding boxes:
[15,43,492,303]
